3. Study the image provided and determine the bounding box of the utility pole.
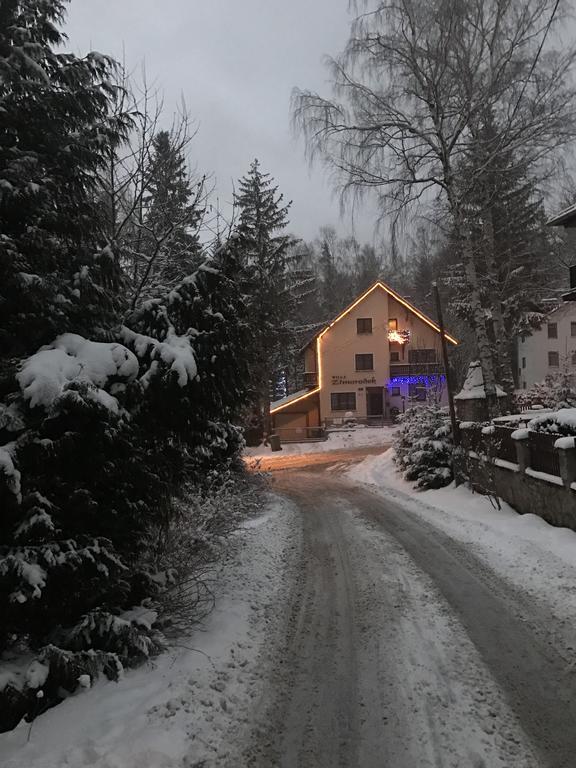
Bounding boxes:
[433,281,460,447]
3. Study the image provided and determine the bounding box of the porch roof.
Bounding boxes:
[270,387,319,414]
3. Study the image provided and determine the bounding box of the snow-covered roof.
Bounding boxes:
[270,388,316,412]
[547,201,576,227]
[454,360,507,400]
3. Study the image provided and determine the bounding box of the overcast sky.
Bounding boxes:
[64,0,379,243]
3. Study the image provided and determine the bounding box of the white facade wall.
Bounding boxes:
[517,303,576,388]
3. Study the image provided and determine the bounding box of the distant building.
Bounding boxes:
[270,281,457,439]
[517,303,576,389]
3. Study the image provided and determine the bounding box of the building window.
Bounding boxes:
[548,351,559,367]
[408,384,426,401]
[390,387,401,396]
[572,351,576,366]
[548,323,558,339]
[390,351,400,362]
[331,392,356,411]
[522,357,526,369]
[408,349,437,364]
[355,353,374,370]
[388,318,398,331]
[522,381,526,389]
[572,322,576,337]
[357,317,372,334]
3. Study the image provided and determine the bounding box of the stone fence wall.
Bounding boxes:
[459,425,576,530]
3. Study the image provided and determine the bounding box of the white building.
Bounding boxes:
[517,303,576,389]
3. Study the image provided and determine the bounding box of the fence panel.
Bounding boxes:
[528,432,561,477]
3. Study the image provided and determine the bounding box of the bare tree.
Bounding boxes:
[95,69,216,308]
[292,0,576,414]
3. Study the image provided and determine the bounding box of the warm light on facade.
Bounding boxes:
[315,282,458,346]
[387,329,411,344]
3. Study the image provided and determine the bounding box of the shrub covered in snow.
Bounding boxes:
[515,372,576,411]
[393,406,454,489]
[527,408,576,436]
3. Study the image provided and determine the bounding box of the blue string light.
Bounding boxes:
[387,375,446,387]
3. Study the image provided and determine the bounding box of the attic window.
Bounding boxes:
[357,318,372,334]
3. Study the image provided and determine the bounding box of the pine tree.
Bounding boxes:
[233,160,307,435]
[451,115,553,391]
[0,0,130,367]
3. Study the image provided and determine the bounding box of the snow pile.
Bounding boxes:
[121,326,197,386]
[17,334,138,411]
[454,360,507,401]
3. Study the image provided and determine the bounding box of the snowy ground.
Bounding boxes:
[245,424,397,458]
[0,495,299,768]
[348,448,576,655]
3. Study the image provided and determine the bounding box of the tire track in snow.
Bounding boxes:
[246,472,544,768]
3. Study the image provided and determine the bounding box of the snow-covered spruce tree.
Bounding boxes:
[0,2,167,730]
[393,406,454,489]
[233,160,312,434]
[0,333,167,733]
[0,0,130,368]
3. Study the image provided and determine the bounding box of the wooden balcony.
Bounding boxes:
[303,371,318,388]
[389,363,445,376]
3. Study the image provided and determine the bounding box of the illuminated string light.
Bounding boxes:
[387,375,446,387]
[387,329,411,344]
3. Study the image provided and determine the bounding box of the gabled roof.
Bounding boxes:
[303,280,458,348]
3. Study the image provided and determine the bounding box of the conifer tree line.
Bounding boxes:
[0,0,309,729]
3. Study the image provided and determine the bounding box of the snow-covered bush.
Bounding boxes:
[393,406,454,489]
[515,372,576,411]
[527,408,576,436]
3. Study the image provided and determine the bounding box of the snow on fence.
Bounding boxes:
[459,414,576,529]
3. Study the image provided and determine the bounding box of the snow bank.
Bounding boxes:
[0,495,299,768]
[348,448,576,655]
[17,334,138,411]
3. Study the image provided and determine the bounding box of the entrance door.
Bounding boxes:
[366,386,384,417]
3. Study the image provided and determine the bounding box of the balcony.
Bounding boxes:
[389,363,444,376]
[303,371,318,388]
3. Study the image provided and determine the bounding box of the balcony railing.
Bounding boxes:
[303,371,318,387]
[389,363,444,376]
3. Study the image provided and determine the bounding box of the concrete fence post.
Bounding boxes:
[513,431,530,474]
[555,438,576,490]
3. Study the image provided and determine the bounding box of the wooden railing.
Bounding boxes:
[303,371,318,387]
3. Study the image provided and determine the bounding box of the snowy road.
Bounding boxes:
[4,459,576,768]
[240,471,576,768]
